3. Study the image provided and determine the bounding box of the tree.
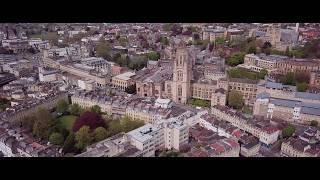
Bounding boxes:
[21,115,36,130]
[281,72,296,85]
[72,111,106,132]
[160,37,169,45]
[245,38,257,54]
[62,133,76,153]
[147,51,160,61]
[56,99,69,114]
[116,55,130,67]
[107,119,122,137]
[243,105,253,114]
[295,72,310,83]
[125,84,137,94]
[193,34,200,41]
[106,116,144,137]
[282,124,296,138]
[90,105,102,114]
[297,82,308,92]
[215,37,225,45]
[258,69,268,79]
[264,47,271,55]
[94,127,108,142]
[49,132,64,145]
[285,46,290,56]
[69,104,81,116]
[228,90,244,110]
[33,108,53,139]
[300,38,320,58]
[96,38,111,59]
[120,116,144,133]
[226,52,246,66]
[247,46,257,54]
[119,37,128,47]
[262,41,272,55]
[262,41,272,49]
[43,32,59,46]
[75,126,93,150]
[160,150,180,157]
[310,120,318,127]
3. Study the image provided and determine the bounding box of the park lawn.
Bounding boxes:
[59,115,77,131]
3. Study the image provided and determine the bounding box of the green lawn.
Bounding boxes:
[59,115,77,131]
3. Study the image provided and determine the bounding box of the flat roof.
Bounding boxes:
[114,72,136,81]
[127,123,158,143]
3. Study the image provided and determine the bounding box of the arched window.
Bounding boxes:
[177,71,183,81]
[178,85,182,96]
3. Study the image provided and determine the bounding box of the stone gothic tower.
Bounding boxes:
[266,24,281,46]
[171,45,192,104]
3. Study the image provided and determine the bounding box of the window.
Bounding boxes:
[178,85,182,96]
[179,55,183,65]
[177,71,183,81]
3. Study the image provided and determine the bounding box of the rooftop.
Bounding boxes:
[114,71,136,81]
[127,123,159,143]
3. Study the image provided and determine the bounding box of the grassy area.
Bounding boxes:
[59,115,77,131]
[29,34,43,39]
[188,98,211,108]
[228,67,260,80]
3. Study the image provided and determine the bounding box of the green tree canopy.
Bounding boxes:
[282,124,296,138]
[226,52,246,66]
[120,116,144,133]
[94,127,108,142]
[107,119,122,137]
[125,84,137,94]
[42,32,59,46]
[280,72,310,88]
[118,37,128,47]
[90,105,102,114]
[281,72,296,85]
[62,133,76,154]
[215,37,225,45]
[96,38,111,59]
[147,51,161,61]
[75,126,93,151]
[49,132,64,145]
[258,69,268,79]
[21,115,36,131]
[56,99,69,114]
[297,82,308,92]
[106,116,144,137]
[246,42,257,54]
[228,90,244,110]
[310,120,318,127]
[33,107,53,139]
[160,37,169,45]
[69,104,82,116]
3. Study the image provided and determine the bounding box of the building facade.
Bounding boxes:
[211,106,280,145]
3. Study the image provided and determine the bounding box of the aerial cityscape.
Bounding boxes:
[0,23,320,157]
